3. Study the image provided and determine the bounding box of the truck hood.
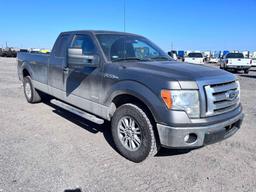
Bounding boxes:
[121,60,235,82]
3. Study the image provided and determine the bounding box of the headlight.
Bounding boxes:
[161,90,200,118]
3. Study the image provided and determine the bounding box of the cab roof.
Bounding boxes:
[61,30,141,37]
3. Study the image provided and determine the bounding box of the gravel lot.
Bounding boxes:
[0,57,255,192]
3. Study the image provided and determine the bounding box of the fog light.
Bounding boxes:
[184,133,198,144]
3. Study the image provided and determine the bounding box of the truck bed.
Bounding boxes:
[17,52,50,85]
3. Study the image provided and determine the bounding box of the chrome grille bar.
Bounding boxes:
[204,81,240,116]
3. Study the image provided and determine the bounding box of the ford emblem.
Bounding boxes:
[225,90,238,101]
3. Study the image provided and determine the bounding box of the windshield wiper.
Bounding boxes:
[112,57,151,62]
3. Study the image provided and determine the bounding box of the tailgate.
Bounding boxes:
[228,58,251,66]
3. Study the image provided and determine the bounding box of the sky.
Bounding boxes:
[0,0,256,51]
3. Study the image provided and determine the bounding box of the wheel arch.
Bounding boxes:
[105,81,163,124]
[20,62,34,80]
[111,93,156,123]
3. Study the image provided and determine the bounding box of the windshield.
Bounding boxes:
[96,34,171,62]
[226,53,244,59]
[188,53,203,58]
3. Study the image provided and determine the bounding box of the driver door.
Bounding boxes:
[63,34,102,110]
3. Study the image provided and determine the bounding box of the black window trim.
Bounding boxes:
[54,34,70,58]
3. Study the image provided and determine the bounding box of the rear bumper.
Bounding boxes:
[157,112,244,148]
[226,65,251,69]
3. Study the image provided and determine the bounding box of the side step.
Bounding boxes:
[51,99,104,125]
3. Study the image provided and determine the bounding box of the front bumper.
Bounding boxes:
[157,112,244,148]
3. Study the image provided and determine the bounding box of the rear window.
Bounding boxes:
[226,53,244,59]
[54,35,69,57]
[188,53,203,58]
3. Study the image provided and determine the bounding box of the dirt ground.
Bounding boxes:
[0,57,255,192]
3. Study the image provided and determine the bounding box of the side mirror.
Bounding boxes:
[68,48,100,68]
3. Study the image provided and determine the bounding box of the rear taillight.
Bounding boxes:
[250,60,252,64]
[225,60,229,64]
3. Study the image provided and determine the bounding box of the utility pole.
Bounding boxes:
[124,0,126,32]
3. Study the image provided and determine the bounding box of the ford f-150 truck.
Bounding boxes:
[220,52,252,73]
[17,30,244,162]
[184,52,205,64]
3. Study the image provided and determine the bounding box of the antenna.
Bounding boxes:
[124,0,126,32]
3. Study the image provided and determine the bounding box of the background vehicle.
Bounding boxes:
[17,30,244,162]
[39,49,50,54]
[252,51,256,67]
[202,51,211,62]
[19,49,29,53]
[209,51,221,63]
[177,50,185,61]
[29,48,40,54]
[167,50,178,60]
[220,52,252,73]
[0,48,17,57]
[242,50,250,58]
[222,50,229,58]
[184,52,205,64]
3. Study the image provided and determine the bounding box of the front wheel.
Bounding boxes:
[111,103,159,162]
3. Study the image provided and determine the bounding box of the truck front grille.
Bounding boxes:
[204,81,240,116]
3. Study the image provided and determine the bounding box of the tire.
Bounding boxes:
[23,76,41,103]
[111,103,159,162]
[244,69,249,74]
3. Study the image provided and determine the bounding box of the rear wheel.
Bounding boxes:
[244,69,249,74]
[111,103,159,162]
[23,76,41,103]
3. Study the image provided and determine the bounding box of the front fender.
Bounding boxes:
[104,80,165,123]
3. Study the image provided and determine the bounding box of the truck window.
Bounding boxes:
[71,35,96,55]
[226,53,244,59]
[188,53,203,58]
[96,34,169,62]
[54,35,69,57]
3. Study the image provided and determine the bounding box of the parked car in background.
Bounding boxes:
[177,50,185,61]
[17,30,244,162]
[202,51,211,62]
[222,50,229,58]
[39,49,50,54]
[252,59,256,67]
[0,48,17,57]
[242,50,250,58]
[19,49,29,53]
[220,52,252,73]
[29,48,40,54]
[252,51,256,67]
[209,51,221,63]
[168,50,178,60]
[184,52,204,64]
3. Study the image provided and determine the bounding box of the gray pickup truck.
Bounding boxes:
[17,30,244,162]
